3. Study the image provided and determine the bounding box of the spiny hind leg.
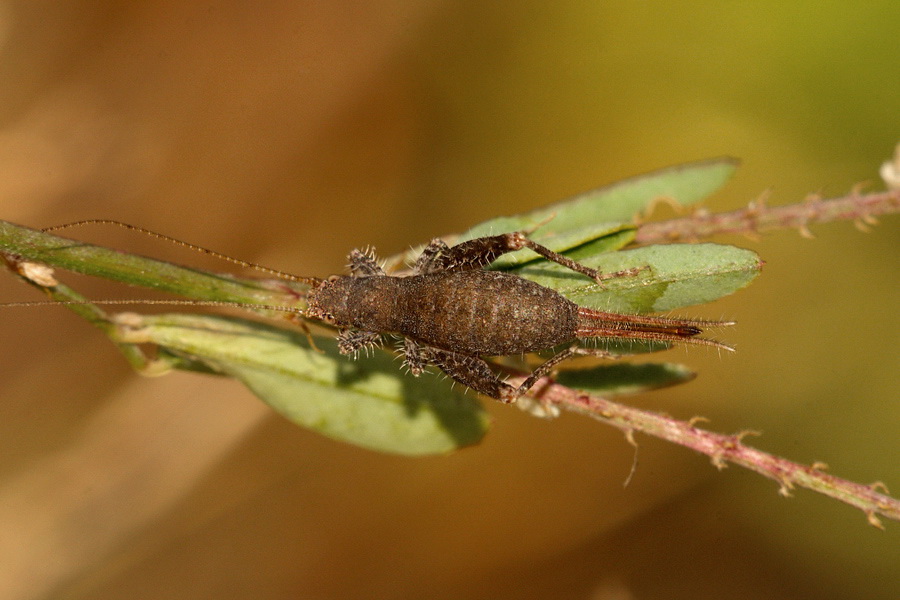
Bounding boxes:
[419,345,573,403]
[500,346,585,401]
[418,347,518,401]
[415,231,643,283]
[505,234,648,283]
[513,344,627,391]
[481,345,618,403]
[414,234,528,274]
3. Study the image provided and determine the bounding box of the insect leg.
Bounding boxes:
[414,233,530,274]
[510,235,648,282]
[420,345,589,403]
[420,347,519,401]
[402,338,428,376]
[348,248,385,277]
[500,346,583,402]
[337,329,382,355]
[413,239,450,273]
[415,232,639,282]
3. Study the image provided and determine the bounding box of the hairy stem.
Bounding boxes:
[635,189,900,244]
[510,375,900,527]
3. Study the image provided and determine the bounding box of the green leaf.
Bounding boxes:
[548,156,739,221]
[0,220,304,311]
[113,313,489,455]
[553,228,635,262]
[515,243,762,313]
[555,362,696,395]
[453,157,739,269]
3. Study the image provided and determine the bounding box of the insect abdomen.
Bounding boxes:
[395,270,578,355]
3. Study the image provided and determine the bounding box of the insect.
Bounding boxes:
[306,231,731,402]
[4,222,731,403]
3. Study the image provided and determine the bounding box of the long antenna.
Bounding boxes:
[42,219,322,286]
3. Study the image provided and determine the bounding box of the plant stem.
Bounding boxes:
[635,189,900,244]
[511,375,900,527]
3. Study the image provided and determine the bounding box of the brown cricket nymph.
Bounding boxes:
[306,232,730,402]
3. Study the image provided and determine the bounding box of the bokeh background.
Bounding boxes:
[0,2,897,599]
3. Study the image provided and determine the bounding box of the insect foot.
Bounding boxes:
[305,232,733,403]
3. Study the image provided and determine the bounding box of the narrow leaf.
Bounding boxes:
[515,243,762,313]
[555,362,696,395]
[0,220,303,310]
[113,313,489,455]
[451,157,739,268]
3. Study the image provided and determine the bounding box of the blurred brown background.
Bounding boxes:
[0,2,897,599]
